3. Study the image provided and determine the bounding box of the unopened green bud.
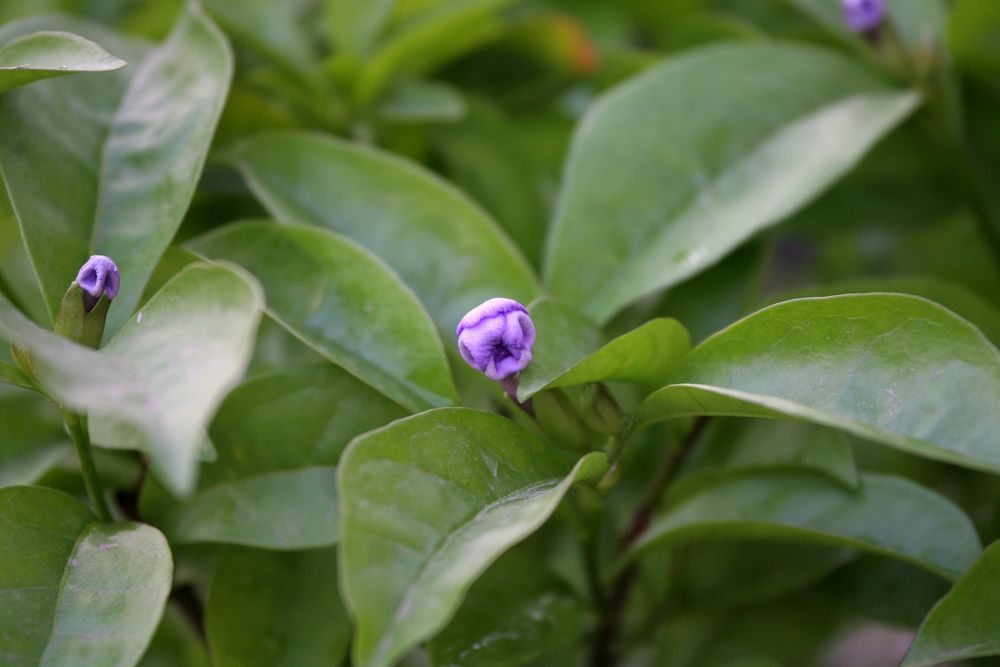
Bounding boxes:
[54,255,120,348]
[580,383,623,436]
[533,389,589,451]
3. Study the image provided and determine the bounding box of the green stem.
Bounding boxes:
[64,411,111,522]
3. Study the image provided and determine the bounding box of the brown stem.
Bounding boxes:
[589,416,709,667]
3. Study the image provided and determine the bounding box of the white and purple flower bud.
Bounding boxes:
[842,0,885,34]
[456,298,535,381]
[76,255,120,312]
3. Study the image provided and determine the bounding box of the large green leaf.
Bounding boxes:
[0,263,263,497]
[190,221,457,411]
[338,408,607,667]
[637,294,1000,474]
[903,540,1000,666]
[544,42,919,323]
[0,30,125,93]
[0,485,172,667]
[0,5,232,333]
[206,546,349,667]
[629,472,981,581]
[228,131,539,333]
[517,298,690,400]
[204,0,314,82]
[154,364,406,548]
[429,547,588,667]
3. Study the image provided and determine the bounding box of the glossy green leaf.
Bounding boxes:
[517,298,690,400]
[545,42,919,323]
[339,408,607,667]
[0,30,125,93]
[190,221,457,412]
[630,472,981,580]
[0,485,172,667]
[228,131,539,333]
[0,263,263,497]
[677,419,859,492]
[0,5,232,333]
[429,548,587,667]
[637,294,1000,474]
[769,276,1000,344]
[903,540,1000,666]
[206,546,349,667]
[151,364,406,548]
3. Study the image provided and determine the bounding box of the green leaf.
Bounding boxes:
[628,472,981,581]
[677,419,859,492]
[206,546,350,667]
[228,131,539,333]
[637,294,1000,474]
[338,408,607,667]
[203,0,315,84]
[0,30,125,93]
[429,547,588,667]
[325,0,395,55]
[768,276,1000,345]
[137,606,210,667]
[949,0,1000,77]
[376,77,465,123]
[0,387,66,486]
[0,263,263,497]
[150,364,406,548]
[903,540,1000,666]
[0,485,172,667]
[0,5,232,334]
[545,42,919,323]
[517,298,690,401]
[189,221,457,412]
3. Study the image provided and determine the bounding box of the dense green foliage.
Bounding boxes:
[1,1,1000,666]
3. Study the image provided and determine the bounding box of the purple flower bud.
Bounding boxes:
[456,298,536,381]
[76,255,120,311]
[842,0,884,33]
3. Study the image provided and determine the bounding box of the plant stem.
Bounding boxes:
[589,416,709,667]
[64,411,111,522]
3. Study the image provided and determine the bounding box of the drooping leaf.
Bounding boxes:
[0,263,263,497]
[206,546,350,667]
[629,472,981,581]
[338,408,607,667]
[228,131,539,333]
[902,540,1000,666]
[0,5,232,334]
[189,221,457,412]
[0,485,172,667]
[152,364,406,549]
[429,547,588,667]
[637,294,1000,474]
[0,30,125,93]
[517,298,690,401]
[545,42,919,323]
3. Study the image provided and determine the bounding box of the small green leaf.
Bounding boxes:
[0,263,263,497]
[0,485,172,667]
[545,42,919,323]
[206,546,350,667]
[903,540,1000,666]
[339,408,607,667]
[517,298,690,401]
[429,548,588,667]
[137,606,210,667]
[228,131,539,333]
[190,221,457,412]
[0,5,232,334]
[629,472,981,581]
[150,364,406,548]
[0,30,125,93]
[637,294,1000,474]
